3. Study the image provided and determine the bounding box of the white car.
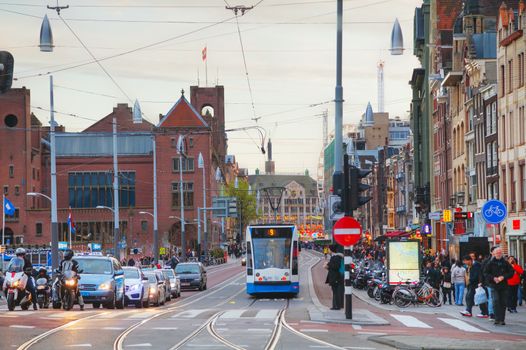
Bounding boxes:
[162,268,181,298]
[123,267,150,308]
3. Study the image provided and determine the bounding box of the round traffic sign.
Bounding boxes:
[482,199,507,224]
[333,216,362,246]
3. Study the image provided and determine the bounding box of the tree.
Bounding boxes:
[225,179,257,241]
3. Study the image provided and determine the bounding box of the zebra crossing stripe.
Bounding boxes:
[390,314,432,328]
[220,310,245,319]
[254,309,279,319]
[438,318,488,333]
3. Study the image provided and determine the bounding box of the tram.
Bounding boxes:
[245,224,299,295]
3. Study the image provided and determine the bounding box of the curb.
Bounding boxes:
[369,336,501,350]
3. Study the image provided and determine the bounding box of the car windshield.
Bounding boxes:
[77,259,113,275]
[162,270,175,278]
[175,264,200,274]
[145,274,157,283]
[7,257,24,272]
[124,269,140,279]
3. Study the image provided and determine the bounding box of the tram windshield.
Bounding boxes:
[253,238,291,270]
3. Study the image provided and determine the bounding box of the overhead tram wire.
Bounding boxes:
[13,14,238,81]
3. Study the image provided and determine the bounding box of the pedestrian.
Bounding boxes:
[460,255,488,318]
[482,247,497,320]
[127,257,135,266]
[323,246,329,260]
[451,259,466,306]
[424,261,440,289]
[325,244,344,310]
[484,247,514,325]
[506,256,524,313]
[441,266,453,305]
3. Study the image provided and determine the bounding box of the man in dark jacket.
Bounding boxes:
[460,255,488,318]
[325,245,344,310]
[483,247,514,325]
[14,248,38,310]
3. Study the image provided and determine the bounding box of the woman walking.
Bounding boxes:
[507,256,524,313]
[441,266,453,305]
[451,260,466,306]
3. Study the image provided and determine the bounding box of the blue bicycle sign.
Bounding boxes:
[482,199,507,224]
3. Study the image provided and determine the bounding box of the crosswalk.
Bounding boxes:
[388,314,488,333]
[170,308,280,320]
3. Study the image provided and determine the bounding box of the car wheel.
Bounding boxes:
[93,302,100,309]
[116,293,125,309]
[105,293,116,309]
[154,293,160,307]
[142,299,149,308]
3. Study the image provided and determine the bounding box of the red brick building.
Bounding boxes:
[0,85,231,257]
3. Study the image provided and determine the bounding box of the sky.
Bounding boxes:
[1,0,421,179]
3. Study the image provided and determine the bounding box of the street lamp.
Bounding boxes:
[139,210,159,263]
[26,192,52,202]
[176,135,187,261]
[390,18,404,55]
[97,205,120,256]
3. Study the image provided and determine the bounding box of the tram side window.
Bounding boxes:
[292,241,298,275]
[247,242,253,275]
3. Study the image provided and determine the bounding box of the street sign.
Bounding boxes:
[482,199,507,224]
[443,210,452,222]
[58,241,68,250]
[333,216,362,246]
[88,243,102,252]
[428,211,441,220]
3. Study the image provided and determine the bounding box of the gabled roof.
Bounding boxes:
[83,103,154,133]
[158,91,209,128]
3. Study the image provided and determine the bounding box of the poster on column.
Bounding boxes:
[386,240,421,285]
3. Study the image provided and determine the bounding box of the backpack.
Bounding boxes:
[339,256,345,276]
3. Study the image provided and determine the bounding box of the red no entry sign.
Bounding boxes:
[333,216,362,246]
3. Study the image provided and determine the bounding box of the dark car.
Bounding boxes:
[175,262,207,291]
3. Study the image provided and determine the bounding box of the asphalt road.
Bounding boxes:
[0,253,389,350]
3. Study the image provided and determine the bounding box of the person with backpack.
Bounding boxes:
[325,244,344,310]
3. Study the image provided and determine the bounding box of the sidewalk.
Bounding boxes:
[307,251,388,325]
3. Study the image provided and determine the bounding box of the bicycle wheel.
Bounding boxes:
[393,289,412,308]
[425,289,443,307]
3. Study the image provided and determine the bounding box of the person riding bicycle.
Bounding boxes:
[54,249,84,310]
[15,248,38,310]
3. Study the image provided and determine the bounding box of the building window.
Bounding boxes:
[510,111,514,147]
[36,223,43,237]
[492,102,497,134]
[141,220,148,232]
[511,166,516,212]
[509,59,514,93]
[68,171,136,209]
[502,114,506,150]
[171,182,194,208]
[172,157,194,173]
[521,164,526,210]
[519,53,525,87]
[520,107,525,144]
[502,168,507,205]
[5,208,19,222]
[14,186,19,196]
[189,137,194,148]
[3,186,7,195]
[8,165,14,178]
[501,64,506,95]
[32,168,35,180]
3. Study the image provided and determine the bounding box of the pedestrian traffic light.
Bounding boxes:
[0,51,14,94]
[349,166,372,212]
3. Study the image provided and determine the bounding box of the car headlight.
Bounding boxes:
[98,281,112,290]
[129,284,140,291]
[170,282,176,288]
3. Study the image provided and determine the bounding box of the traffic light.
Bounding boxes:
[349,166,372,212]
[0,51,14,94]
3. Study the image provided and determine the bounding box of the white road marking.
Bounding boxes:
[300,320,326,324]
[151,327,178,330]
[68,327,86,330]
[126,344,152,347]
[344,347,377,350]
[127,313,152,319]
[220,310,245,319]
[247,328,272,332]
[0,314,18,318]
[390,314,432,328]
[438,318,488,333]
[66,345,92,348]
[254,309,279,319]
[300,329,329,333]
[103,327,126,330]
[171,309,210,318]
[352,324,362,330]
[9,325,35,329]
[309,346,331,348]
